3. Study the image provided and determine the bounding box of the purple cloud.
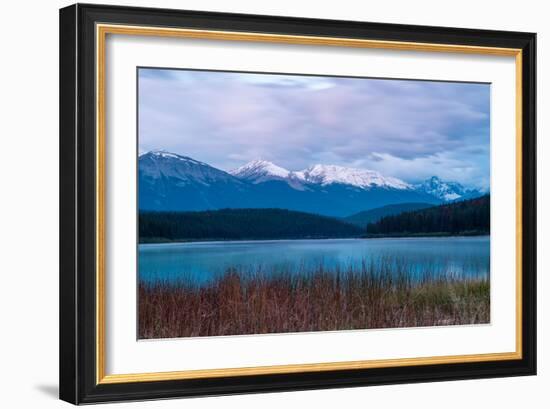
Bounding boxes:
[138,68,490,189]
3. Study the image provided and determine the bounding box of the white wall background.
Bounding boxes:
[0,0,546,407]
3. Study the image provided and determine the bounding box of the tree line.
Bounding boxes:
[366,195,490,235]
[139,208,363,242]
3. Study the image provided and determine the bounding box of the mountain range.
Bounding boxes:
[139,150,485,217]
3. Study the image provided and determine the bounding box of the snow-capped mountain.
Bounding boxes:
[414,176,483,202]
[139,151,483,216]
[294,164,411,190]
[229,160,291,183]
[230,161,411,191]
[140,150,238,186]
[230,160,309,191]
[139,150,251,211]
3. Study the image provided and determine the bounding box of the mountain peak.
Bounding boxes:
[142,150,207,165]
[415,176,481,202]
[230,159,290,183]
[296,164,411,190]
[140,151,238,186]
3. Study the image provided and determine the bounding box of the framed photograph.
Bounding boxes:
[59,3,536,404]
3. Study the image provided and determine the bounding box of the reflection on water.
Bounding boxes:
[139,236,490,286]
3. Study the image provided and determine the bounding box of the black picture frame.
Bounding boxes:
[60,3,536,404]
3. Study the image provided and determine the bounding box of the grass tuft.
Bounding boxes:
[138,262,489,339]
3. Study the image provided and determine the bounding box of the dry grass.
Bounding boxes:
[138,264,489,339]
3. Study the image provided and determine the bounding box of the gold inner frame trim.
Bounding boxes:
[95,23,523,385]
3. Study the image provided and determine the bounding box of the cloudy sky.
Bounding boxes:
[138,68,490,189]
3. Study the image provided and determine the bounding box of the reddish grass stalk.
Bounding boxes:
[138,267,489,339]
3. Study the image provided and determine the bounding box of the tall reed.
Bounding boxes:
[139,259,489,339]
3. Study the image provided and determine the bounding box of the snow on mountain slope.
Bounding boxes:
[230,160,290,183]
[140,150,239,186]
[231,161,411,190]
[138,151,483,214]
[295,164,411,190]
[414,176,482,202]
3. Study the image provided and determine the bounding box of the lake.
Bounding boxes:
[139,236,490,286]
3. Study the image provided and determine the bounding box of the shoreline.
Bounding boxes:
[362,231,489,239]
[139,233,490,246]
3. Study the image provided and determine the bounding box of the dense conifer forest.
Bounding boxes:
[365,195,490,236]
[139,208,363,242]
[344,202,434,228]
[139,196,489,242]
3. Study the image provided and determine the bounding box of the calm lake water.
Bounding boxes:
[139,236,490,286]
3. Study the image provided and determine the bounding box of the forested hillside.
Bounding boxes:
[366,195,490,236]
[140,208,363,242]
[344,202,434,228]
